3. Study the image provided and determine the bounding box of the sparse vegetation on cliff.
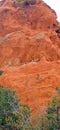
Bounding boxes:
[56,87,60,94]
[0,70,3,76]
[14,0,36,6]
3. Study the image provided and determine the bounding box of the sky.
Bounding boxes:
[43,0,60,21]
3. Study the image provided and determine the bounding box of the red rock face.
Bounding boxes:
[0,0,60,113]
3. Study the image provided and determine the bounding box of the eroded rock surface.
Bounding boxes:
[0,0,60,113]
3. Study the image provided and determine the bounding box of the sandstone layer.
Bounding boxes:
[0,0,60,113]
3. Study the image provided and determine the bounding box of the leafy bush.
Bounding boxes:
[0,70,3,75]
[35,96,60,130]
[46,96,60,130]
[56,86,60,94]
[0,86,30,130]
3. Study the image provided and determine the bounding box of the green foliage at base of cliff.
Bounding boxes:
[0,85,60,130]
[0,86,30,130]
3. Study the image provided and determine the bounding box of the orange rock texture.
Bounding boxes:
[0,0,60,113]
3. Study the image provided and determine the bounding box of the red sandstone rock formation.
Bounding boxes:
[0,0,60,113]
